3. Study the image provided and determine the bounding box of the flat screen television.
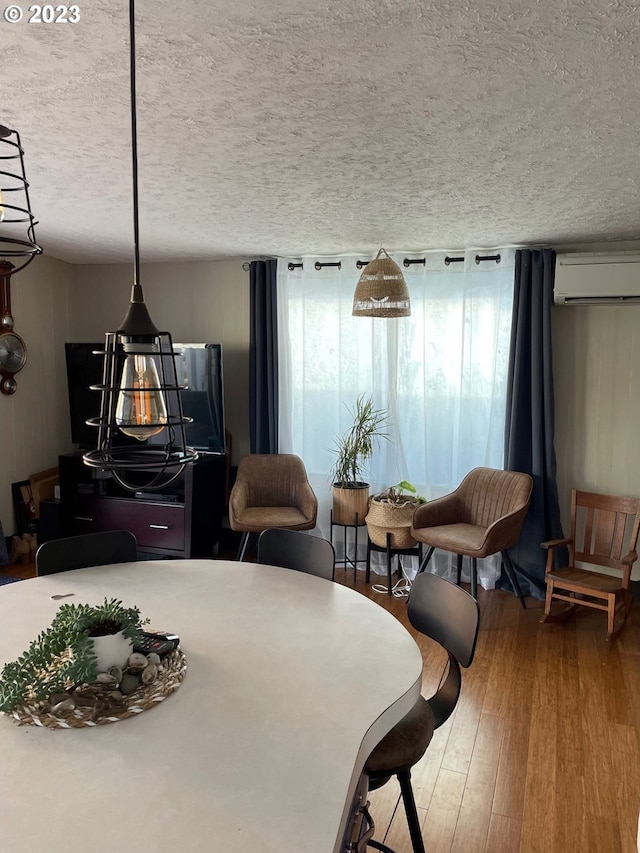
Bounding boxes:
[64,342,226,454]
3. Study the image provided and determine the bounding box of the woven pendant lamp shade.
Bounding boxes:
[352,248,411,317]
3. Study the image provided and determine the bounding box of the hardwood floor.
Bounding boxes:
[0,559,36,580]
[2,556,638,851]
[332,567,640,853]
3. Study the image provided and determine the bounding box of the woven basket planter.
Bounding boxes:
[365,497,420,549]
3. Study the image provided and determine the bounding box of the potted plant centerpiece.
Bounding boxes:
[0,597,149,716]
[365,480,427,549]
[330,395,389,526]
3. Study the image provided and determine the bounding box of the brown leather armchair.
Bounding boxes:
[229,454,318,560]
[411,467,532,605]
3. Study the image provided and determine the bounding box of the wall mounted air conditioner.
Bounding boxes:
[554,253,640,305]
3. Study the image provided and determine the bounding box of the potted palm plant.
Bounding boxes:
[330,395,389,525]
[365,480,427,548]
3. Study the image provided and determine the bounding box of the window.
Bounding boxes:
[277,248,515,587]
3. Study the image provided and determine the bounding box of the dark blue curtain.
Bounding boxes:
[504,248,565,598]
[249,260,278,454]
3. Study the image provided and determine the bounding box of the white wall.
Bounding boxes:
[0,255,75,537]
[553,305,640,500]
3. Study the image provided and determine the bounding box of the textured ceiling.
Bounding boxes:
[1,0,639,264]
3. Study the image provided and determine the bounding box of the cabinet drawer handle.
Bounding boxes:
[149,524,170,530]
[75,516,94,522]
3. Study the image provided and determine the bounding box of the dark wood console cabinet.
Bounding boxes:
[59,452,227,559]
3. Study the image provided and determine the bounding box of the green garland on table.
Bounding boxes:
[0,598,148,713]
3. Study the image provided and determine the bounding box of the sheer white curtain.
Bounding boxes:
[277,248,515,588]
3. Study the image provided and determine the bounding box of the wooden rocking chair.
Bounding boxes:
[541,489,640,641]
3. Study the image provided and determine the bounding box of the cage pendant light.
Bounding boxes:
[0,124,42,273]
[352,248,411,317]
[82,0,197,491]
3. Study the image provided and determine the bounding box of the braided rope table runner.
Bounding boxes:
[7,648,187,729]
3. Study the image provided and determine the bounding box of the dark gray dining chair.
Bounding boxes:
[365,571,480,853]
[256,528,335,581]
[35,530,138,576]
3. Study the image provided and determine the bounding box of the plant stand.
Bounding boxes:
[330,510,367,584]
[365,532,423,596]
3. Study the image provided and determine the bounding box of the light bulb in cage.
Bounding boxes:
[115,345,168,441]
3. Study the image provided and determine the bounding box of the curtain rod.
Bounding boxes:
[284,253,502,272]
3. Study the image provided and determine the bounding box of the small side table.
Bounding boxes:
[330,510,367,584]
[365,533,423,596]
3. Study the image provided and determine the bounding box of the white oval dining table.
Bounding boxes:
[0,559,422,853]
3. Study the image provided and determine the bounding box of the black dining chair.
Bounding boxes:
[35,530,138,576]
[364,571,480,853]
[256,528,335,581]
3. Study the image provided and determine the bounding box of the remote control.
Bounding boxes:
[133,631,180,659]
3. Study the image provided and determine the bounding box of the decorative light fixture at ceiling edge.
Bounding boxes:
[352,248,411,317]
[0,124,43,273]
[82,0,197,491]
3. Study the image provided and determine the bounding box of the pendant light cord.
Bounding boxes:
[129,0,141,289]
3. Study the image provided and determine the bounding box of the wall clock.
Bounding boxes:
[0,261,27,395]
